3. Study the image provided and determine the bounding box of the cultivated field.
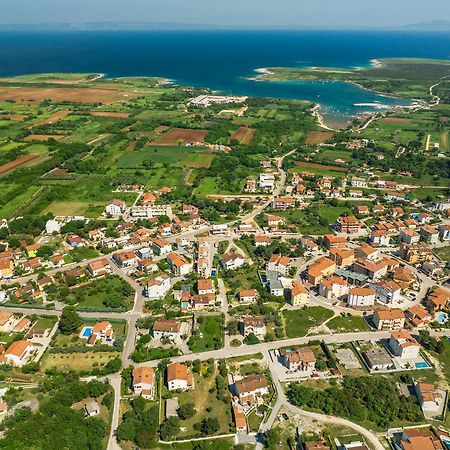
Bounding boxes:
[0,86,138,104]
[152,127,208,145]
[24,134,65,142]
[90,111,130,118]
[306,131,335,144]
[0,154,39,174]
[32,110,70,126]
[294,161,347,172]
[229,127,256,145]
[379,117,412,125]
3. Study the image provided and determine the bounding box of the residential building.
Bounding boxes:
[352,258,388,280]
[232,404,247,434]
[197,278,214,295]
[267,254,290,275]
[234,374,268,404]
[132,367,155,399]
[318,276,348,300]
[399,242,432,265]
[369,230,390,247]
[167,363,193,391]
[152,319,181,340]
[221,253,246,270]
[151,238,172,255]
[113,250,138,267]
[254,235,272,247]
[267,215,283,228]
[288,280,309,307]
[259,173,275,191]
[355,245,379,261]
[369,279,401,304]
[406,305,432,328]
[144,274,171,299]
[238,289,259,303]
[347,287,376,307]
[427,287,450,310]
[3,340,33,366]
[105,199,126,216]
[419,225,439,244]
[87,259,111,277]
[396,428,444,450]
[307,257,336,285]
[335,215,360,234]
[86,321,114,346]
[363,347,393,371]
[373,309,405,330]
[167,252,192,276]
[329,248,355,267]
[415,382,445,416]
[323,234,346,249]
[272,197,296,210]
[282,347,316,373]
[0,312,16,332]
[438,224,450,241]
[241,316,266,338]
[389,330,420,359]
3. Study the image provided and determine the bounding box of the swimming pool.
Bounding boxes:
[415,361,429,369]
[82,327,93,338]
[436,312,449,325]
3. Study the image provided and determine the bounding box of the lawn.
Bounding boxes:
[69,246,99,262]
[0,185,41,219]
[283,307,334,338]
[171,368,232,439]
[43,201,103,217]
[327,315,371,332]
[40,351,120,372]
[223,265,258,293]
[434,246,450,262]
[188,315,224,353]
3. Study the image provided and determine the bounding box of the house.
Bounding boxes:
[245,178,256,193]
[151,238,172,255]
[232,404,247,434]
[318,276,348,300]
[191,293,216,309]
[422,262,445,279]
[105,199,126,216]
[132,367,155,399]
[241,316,266,338]
[307,257,336,285]
[369,279,401,304]
[393,266,415,288]
[323,234,346,249]
[167,252,192,276]
[13,317,32,333]
[350,176,367,188]
[267,215,284,228]
[352,258,388,280]
[152,319,181,340]
[355,245,379,261]
[66,235,85,247]
[210,224,229,236]
[88,229,104,241]
[363,347,393,371]
[137,259,158,274]
[86,321,114,346]
[144,274,171,299]
[419,225,439,244]
[426,287,450,310]
[329,248,355,267]
[335,215,360,234]
[87,259,111,277]
[396,428,444,450]
[113,251,138,268]
[304,442,331,450]
[25,243,40,258]
[356,205,369,215]
[373,309,405,330]
[282,348,316,373]
[369,230,390,247]
[406,305,432,328]
[288,280,309,307]
[0,258,13,279]
[254,235,272,247]
[3,340,33,366]
[272,197,296,210]
[346,287,376,307]
[388,330,420,359]
[267,254,290,275]
[197,278,214,295]
[301,237,318,252]
[415,382,445,416]
[438,224,450,241]
[221,253,246,270]
[259,172,275,191]
[84,400,100,417]
[167,363,193,391]
[234,374,268,404]
[46,219,60,234]
[238,289,259,303]
[399,242,432,265]
[399,229,420,244]
[0,312,16,332]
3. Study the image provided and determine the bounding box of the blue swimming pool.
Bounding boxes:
[415,361,429,369]
[437,312,449,325]
[82,327,93,337]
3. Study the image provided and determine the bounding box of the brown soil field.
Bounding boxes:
[294,161,347,172]
[0,154,39,174]
[0,114,27,121]
[153,125,170,134]
[32,110,70,126]
[185,161,211,168]
[24,134,65,142]
[379,117,412,125]
[90,111,130,118]
[153,128,208,145]
[0,87,138,105]
[229,127,256,145]
[127,141,137,151]
[306,131,335,144]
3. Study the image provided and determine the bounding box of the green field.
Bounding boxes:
[327,315,371,332]
[188,315,224,353]
[283,307,334,338]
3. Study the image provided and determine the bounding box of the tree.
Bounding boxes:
[58,307,82,335]
[177,402,196,420]
[243,333,260,345]
[160,416,180,441]
[200,417,219,435]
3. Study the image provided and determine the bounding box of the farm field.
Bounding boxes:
[306,131,335,144]
[0,153,39,174]
[152,127,208,145]
[229,127,256,144]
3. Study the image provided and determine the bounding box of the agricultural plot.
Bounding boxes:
[229,127,256,145]
[306,131,335,144]
[152,127,208,145]
[0,154,39,174]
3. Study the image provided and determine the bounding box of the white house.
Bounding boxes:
[415,382,445,416]
[152,319,181,340]
[346,288,376,307]
[259,173,275,191]
[388,331,420,359]
[144,274,171,299]
[167,363,193,391]
[45,219,60,234]
[369,279,401,305]
[105,199,126,216]
[234,374,269,404]
[221,253,246,270]
[167,252,193,276]
[267,254,290,275]
[132,367,155,399]
[282,348,316,373]
[238,289,259,303]
[241,316,266,338]
[151,238,172,255]
[3,341,33,366]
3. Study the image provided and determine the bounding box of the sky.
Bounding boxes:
[1,0,450,28]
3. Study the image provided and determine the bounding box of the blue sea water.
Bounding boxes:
[0,30,449,126]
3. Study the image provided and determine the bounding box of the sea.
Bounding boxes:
[0,30,449,127]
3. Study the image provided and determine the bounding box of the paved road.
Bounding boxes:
[106,373,122,450]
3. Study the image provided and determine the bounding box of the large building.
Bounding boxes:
[132,367,155,399]
[347,287,376,307]
[335,215,360,234]
[373,309,405,330]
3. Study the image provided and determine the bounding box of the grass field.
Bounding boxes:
[40,351,120,372]
[283,307,334,338]
[189,315,224,353]
[43,200,103,217]
[327,315,371,332]
[434,246,450,262]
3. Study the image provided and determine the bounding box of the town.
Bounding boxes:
[0,69,448,450]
